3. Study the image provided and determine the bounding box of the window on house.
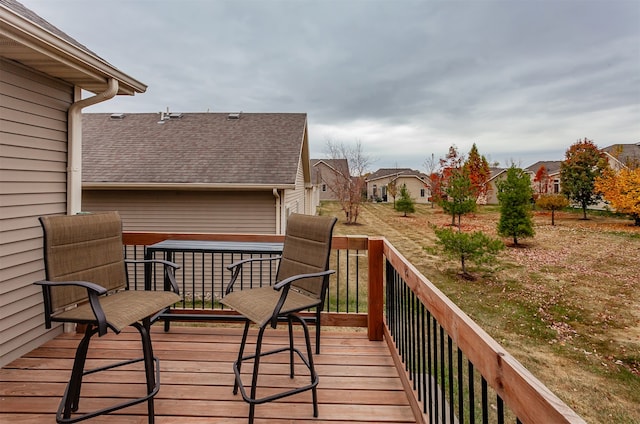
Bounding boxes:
[554,179,560,193]
[420,188,425,197]
[322,184,327,192]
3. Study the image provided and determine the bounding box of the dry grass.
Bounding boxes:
[319,201,640,423]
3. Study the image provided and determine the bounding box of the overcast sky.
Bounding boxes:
[21,0,640,171]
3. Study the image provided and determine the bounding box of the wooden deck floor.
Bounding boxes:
[0,324,416,423]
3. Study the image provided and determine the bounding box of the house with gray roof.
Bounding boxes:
[601,142,640,171]
[311,158,350,202]
[81,112,314,234]
[525,161,563,198]
[365,168,431,204]
[0,0,146,366]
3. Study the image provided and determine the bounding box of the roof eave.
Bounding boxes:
[0,4,147,95]
[82,182,296,191]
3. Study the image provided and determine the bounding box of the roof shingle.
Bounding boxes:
[82,112,307,186]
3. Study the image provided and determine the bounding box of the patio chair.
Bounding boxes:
[220,213,337,423]
[34,211,181,424]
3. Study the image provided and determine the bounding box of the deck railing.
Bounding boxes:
[122,232,370,327]
[122,232,585,424]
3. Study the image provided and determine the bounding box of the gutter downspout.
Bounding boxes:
[273,188,281,234]
[67,78,119,215]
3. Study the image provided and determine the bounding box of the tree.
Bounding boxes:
[325,139,371,224]
[387,180,398,207]
[439,145,464,186]
[440,169,476,227]
[423,153,440,208]
[536,194,569,225]
[497,166,534,245]
[395,184,416,217]
[463,143,491,202]
[560,138,609,219]
[431,226,504,278]
[595,167,640,226]
[533,165,550,199]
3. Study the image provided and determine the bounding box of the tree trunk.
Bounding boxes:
[461,254,466,274]
[551,209,556,226]
[513,235,518,246]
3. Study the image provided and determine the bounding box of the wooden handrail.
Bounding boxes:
[382,240,586,424]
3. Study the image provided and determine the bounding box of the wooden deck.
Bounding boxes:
[0,324,416,423]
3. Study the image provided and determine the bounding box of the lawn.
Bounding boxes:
[318,201,640,423]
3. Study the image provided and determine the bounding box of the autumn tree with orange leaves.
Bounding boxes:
[595,167,640,226]
[533,165,551,198]
[463,143,491,202]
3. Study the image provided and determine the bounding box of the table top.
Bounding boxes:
[146,239,284,254]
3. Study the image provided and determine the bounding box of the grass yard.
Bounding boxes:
[318,201,640,423]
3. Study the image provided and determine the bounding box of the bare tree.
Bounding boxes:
[325,139,371,224]
[423,153,439,208]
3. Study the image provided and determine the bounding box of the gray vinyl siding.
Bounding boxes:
[284,157,306,216]
[0,58,72,367]
[82,190,277,233]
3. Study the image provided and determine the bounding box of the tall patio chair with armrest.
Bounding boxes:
[220,213,337,424]
[34,211,181,424]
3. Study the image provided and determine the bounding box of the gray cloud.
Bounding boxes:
[22,0,640,170]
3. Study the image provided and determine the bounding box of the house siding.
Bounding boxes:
[283,156,307,217]
[82,190,277,233]
[1,58,72,366]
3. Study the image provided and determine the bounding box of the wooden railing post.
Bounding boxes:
[367,237,384,341]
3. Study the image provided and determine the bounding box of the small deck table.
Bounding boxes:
[144,239,284,328]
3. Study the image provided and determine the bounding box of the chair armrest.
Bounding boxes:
[125,258,180,294]
[270,269,336,328]
[273,269,336,290]
[224,256,282,294]
[34,280,109,336]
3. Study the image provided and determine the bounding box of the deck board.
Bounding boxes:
[0,325,416,423]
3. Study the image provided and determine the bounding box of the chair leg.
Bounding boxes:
[248,326,266,424]
[234,320,251,395]
[136,319,156,424]
[297,315,319,418]
[287,317,294,378]
[315,307,321,354]
[62,325,96,419]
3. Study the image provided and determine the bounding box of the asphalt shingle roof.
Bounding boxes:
[82,112,307,186]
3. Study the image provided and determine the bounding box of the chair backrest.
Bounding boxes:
[39,211,127,312]
[276,213,337,299]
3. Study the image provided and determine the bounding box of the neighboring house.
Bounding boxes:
[601,142,640,171]
[484,167,507,205]
[0,0,146,366]
[365,168,431,204]
[311,158,350,202]
[81,112,314,234]
[525,161,562,197]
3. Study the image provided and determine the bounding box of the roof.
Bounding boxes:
[525,161,562,175]
[366,168,427,182]
[82,112,308,189]
[601,143,640,169]
[0,0,146,95]
[311,159,350,183]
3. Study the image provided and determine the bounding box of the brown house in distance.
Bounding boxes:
[365,168,431,204]
[311,158,350,202]
[82,112,315,234]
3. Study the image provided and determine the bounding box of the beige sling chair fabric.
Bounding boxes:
[220,213,337,424]
[35,211,180,423]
